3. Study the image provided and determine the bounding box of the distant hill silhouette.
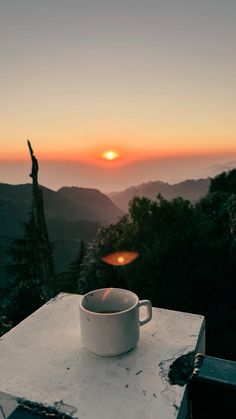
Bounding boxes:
[0,183,123,285]
[0,183,123,224]
[109,178,211,212]
[207,161,236,176]
[57,186,123,224]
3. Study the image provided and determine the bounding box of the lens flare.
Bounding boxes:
[101,288,113,301]
[101,251,139,266]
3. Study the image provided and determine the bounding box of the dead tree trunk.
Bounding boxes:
[27,140,55,300]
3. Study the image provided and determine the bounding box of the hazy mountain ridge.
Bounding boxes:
[109,178,211,212]
[208,161,236,175]
[0,183,123,224]
[58,186,123,224]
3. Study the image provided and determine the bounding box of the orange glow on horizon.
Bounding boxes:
[2,142,236,164]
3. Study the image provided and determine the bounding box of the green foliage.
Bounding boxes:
[210,169,236,195]
[4,212,49,324]
[56,240,85,294]
[80,196,214,310]
[78,216,132,293]
[0,311,12,336]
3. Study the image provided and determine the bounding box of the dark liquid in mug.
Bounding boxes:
[97,309,123,314]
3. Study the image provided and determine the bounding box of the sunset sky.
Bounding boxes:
[1,1,236,191]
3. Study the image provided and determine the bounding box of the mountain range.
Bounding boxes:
[0,183,123,225]
[109,178,211,212]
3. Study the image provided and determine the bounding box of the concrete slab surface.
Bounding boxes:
[0,293,205,419]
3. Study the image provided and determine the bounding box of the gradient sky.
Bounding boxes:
[1,1,236,190]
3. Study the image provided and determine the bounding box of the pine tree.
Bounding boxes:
[4,212,46,323]
[56,240,85,294]
[27,140,55,299]
[3,141,55,325]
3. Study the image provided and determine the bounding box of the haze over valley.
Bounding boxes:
[1,155,236,193]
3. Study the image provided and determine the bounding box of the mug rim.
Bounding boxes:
[79,287,139,316]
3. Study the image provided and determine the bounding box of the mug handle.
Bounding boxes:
[139,300,152,326]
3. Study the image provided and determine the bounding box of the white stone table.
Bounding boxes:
[0,293,205,419]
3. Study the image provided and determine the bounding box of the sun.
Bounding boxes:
[102,150,119,161]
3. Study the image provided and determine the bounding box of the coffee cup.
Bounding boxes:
[79,288,152,356]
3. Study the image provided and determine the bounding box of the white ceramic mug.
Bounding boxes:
[79,288,152,356]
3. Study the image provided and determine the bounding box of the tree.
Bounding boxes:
[197,170,236,359]
[209,169,236,195]
[0,311,12,336]
[3,142,56,326]
[79,195,214,311]
[4,213,46,323]
[56,240,85,293]
[27,140,55,299]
